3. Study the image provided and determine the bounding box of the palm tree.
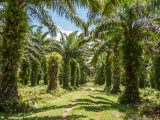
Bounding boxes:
[76,66,80,87]
[90,36,120,89]
[31,26,53,85]
[70,60,77,87]
[105,49,112,88]
[78,58,91,85]
[111,35,121,93]
[46,52,62,90]
[24,37,42,86]
[0,0,101,103]
[148,40,160,90]
[19,56,31,85]
[92,2,159,103]
[50,31,87,88]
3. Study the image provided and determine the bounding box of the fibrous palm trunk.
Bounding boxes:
[80,70,84,85]
[31,62,39,86]
[20,60,30,85]
[76,68,79,87]
[153,55,160,91]
[44,62,48,85]
[111,43,120,93]
[97,64,105,85]
[0,1,27,102]
[48,60,58,90]
[58,68,63,85]
[37,74,41,85]
[120,38,142,104]
[105,51,112,88]
[63,58,69,88]
[71,61,76,87]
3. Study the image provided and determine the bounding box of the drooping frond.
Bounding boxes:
[90,40,109,66]
[41,31,50,41]
[32,37,41,45]
[27,4,58,36]
[102,0,124,16]
[36,26,43,35]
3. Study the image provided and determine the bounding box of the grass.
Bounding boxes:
[67,85,134,120]
[0,82,160,120]
[0,85,86,120]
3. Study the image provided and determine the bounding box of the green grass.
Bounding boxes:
[67,85,134,120]
[0,82,160,120]
[0,85,86,120]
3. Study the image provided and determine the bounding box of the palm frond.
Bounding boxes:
[102,0,123,16]
[37,26,43,35]
[41,31,50,42]
[32,37,41,45]
[27,4,58,36]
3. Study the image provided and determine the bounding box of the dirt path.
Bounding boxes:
[59,94,82,120]
[59,84,92,120]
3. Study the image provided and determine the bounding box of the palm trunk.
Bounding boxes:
[105,51,112,88]
[97,64,105,85]
[76,68,79,87]
[80,70,84,85]
[119,38,142,104]
[0,1,27,102]
[20,60,30,85]
[31,62,39,86]
[48,60,58,90]
[63,58,69,88]
[111,43,121,93]
[58,68,63,85]
[44,62,48,85]
[153,55,160,91]
[139,72,146,88]
[70,61,76,87]
[25,65,31,85]
[37,74,41,85]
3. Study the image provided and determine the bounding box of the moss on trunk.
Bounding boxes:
[70,61,76,87]
[111,43,121,93]
[119,38,142,104]
[63,58,69,89]
[105,51,112,88]
[0,1,28,102]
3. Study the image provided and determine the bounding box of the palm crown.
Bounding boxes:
[50,31,87,88]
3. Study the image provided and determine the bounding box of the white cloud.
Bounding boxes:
[46,26,82,41]
[69,27,72,29]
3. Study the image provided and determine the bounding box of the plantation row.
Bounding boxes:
[0,0,160,115]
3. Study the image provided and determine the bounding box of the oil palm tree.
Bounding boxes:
[24,37,42,86]
[90,36,120,89]
[0,0,101,103]
[91,2,159,103]
[31,26,53,85]
[70,60,77,87]
[20,25,43,86]
[50,31,87,88]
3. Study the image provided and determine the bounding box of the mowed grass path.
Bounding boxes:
[0,83,133,120]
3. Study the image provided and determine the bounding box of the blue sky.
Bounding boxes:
[31,7,89,34]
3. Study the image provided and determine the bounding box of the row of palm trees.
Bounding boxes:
[0,0,103,103]
[1,0,160,110]
[87,0,160,104]
[20,26,90,89]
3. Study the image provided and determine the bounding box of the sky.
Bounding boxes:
[31,7,90,40]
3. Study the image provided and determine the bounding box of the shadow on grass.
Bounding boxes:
[0,90,132,120]
[75,95,132,113]
[65,114,87,120]
[0,103,72,119]
[0,115,87,120]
